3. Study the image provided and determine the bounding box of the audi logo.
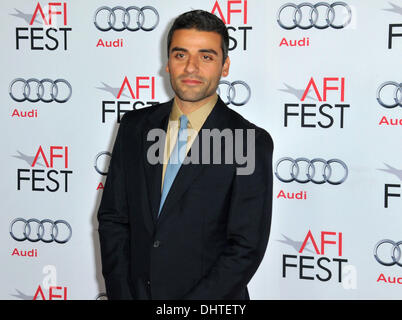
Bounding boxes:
[9,218,72,244]
[9,78,72,103]
[94,6,159,32]
[277,2,352,30]
[275,157,348,185]
[95,293,108,300]
[374,240,402,267]
[217,80,251,106]
[376,81,402,108]
[94,151,112,176]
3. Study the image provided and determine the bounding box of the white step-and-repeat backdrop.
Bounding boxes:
[1,0,401,300]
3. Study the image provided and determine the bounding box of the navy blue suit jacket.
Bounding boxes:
[97,97,273,299]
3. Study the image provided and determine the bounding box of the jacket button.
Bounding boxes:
[153,240,160,248]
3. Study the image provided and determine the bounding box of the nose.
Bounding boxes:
[184,55,199,74]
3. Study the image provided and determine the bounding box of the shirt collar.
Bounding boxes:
[170,94,218,132]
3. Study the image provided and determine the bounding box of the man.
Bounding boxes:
[97,10,273,300]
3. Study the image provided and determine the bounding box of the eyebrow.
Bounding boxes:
[199,49,219,56]
[170,47,219,56]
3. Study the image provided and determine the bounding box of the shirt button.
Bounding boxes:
[153,240,160,248]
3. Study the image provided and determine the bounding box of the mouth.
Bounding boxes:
[181,78,203,86]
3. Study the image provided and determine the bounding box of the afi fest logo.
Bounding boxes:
[211,0,252,51]
[13,2,71,50]
[383,2,402,49]
[11,265,68,300]
[378,163,402,209]
[15,145,73,192]
[280,230,356,288]
[98,76,159,123]
[33,265,68,300]
[281,77,350,129]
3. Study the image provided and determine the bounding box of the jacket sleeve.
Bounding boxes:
[183,128,274,299]
[97,115,133,300]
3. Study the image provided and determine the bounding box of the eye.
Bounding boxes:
[202,55,213,61]
[174,52,186,59]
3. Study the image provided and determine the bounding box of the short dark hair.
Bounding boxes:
[167,10,229,64]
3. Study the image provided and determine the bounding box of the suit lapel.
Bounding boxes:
[142,101,172,231]
[157,98,228,224]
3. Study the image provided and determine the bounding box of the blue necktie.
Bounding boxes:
[158,114,189,217]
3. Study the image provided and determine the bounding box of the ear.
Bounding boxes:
[165,63,170,73]
[221,56,230,77]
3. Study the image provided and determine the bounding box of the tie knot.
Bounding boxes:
[179,115,188,129]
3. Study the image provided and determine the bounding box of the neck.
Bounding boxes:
[175,94,216,115]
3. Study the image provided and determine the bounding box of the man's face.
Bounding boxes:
[166,28,230,106]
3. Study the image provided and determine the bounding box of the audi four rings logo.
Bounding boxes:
[94,151,112,176]
[94,6,159,31]
[275,157,348,185]
[374,240,402,267]
[217,80,251,106]
[277,2,352,30]
[376,81,402,108]
[9,218,72,244]
[9,78,72,103]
